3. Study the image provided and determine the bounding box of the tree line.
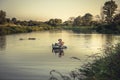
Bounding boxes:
[0,0,120,34]
[0,10,63,27]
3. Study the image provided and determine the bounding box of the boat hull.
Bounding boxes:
[52,44,67,49]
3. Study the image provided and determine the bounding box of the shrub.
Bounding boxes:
[79,43,120,80]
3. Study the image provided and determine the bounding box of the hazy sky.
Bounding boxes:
[0,0,120,21]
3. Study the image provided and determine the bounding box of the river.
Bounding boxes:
[0,30,120,80]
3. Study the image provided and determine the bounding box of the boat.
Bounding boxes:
[52,44,67,49]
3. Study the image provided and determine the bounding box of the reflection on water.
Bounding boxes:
[0,31,120,80]
[0,36,6,50]
[105,34,114,44]
[52,49,64,57]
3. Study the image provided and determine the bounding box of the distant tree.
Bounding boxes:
[63,17,75,26]
[63,20,73,26]
[47,19,55,26]
[91,15,101,25]
[6,18,11,23]
[100,7,105,22]
[82,13,93,26]
[48,18,62,26]
[73,16,82,26]
[0,10,6,24]
[113,13,120,25]
[68,17,75,22]
[54,19,62,26]
[12,17,17,24]
[95,15,101,21]
[103,0,117,23]
[21,21,29,26]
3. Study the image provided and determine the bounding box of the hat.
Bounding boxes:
[58,39,62,41]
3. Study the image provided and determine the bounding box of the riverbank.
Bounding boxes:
[0,25,63,35]
[0,24,120,35]
[63,26,95,33]
[63,24,120,34]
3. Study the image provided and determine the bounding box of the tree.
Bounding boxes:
[68,17,75,22]
[54,19,62,26]
[73,16,82,26]
[63,20,73,26]
[103,0,117,23]
[82,13,93,26]
[0,10,6,24]
[6,18,11,23]
[100,7,105,22]
[63,17,75,26]
[12,17,17,24]
[48,18,62,26]
[113,13,120,25]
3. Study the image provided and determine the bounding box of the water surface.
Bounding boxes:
[0,30,120,80]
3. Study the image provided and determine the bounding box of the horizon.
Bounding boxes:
[0,0,120,22]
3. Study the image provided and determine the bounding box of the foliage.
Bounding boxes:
[11,17,17,24]
[79,43,120,80]
[113,13,120,25]
[82,13,93,26]
[63,17,75,26]
[95,23,120,34]
[49,43,120,80]
[0,10,6,24]
[63,26,94,34]
[0,25,52,35]
[73,13,93,26]
[63,20,73,26]
[0,0,120,34]
[47,18,62,27]
[103,0,117,23]
[73,16,82,26]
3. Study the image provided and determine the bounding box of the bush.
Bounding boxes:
[49,43,120,80]
[79,43,120,80]
[0,25,53,35]
[96,23,120,34]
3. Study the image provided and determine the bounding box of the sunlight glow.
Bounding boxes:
[0,0,120,21]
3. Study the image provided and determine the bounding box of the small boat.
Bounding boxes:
[52,44,67,49]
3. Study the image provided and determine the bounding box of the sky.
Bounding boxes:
[0,0,120,21]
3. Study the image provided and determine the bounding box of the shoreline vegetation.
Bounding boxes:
[0,0,120,35]
[49,43,120,80]
[0,24,120,35]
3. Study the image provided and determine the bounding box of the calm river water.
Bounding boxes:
[0,30,120,80]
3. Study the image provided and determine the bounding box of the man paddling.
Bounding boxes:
[58,39,64,47]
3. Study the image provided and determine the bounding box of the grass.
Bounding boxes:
[63,26,95,33]
[49,43,120,80]
[0,25,62,35]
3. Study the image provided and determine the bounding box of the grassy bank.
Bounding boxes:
[0,25,63,35]
[1,24,120,35]
[63,26,95,33]
[95,23,120,34]
[63,24,120,34]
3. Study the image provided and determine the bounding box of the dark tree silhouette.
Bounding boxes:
[113,13,120,25]
[48,18,62,26]
[103,0,117,23]
[12,17,17,24]
[0,10,6,24]
[82,13,93,26]
[73,16,82,26]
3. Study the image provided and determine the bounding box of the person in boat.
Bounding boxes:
[58,39,64,47]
